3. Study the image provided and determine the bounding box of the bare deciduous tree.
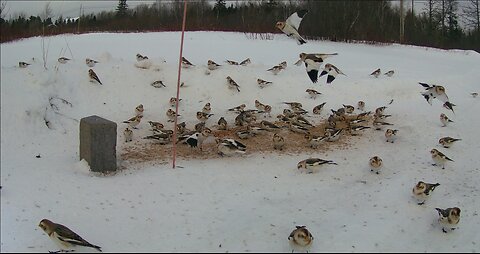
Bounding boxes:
[463,0,480,32]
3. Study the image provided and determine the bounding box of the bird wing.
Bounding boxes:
[54,224,92,247]
[286,10,308,31]
[418,82,432,89]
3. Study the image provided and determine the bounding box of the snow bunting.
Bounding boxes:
[86,58,99,67]
[257,78,273,88]
[385,129,398,143]
[218,117,228,130]
[240,58,251,66]
[202,102,212,114]
[440,113,453,127]
[319,63,346,84]
[266,64,284,75]
[260,104,272,118]
[419,82,449,105]
[435,207,461,233]
[370,68,381,78]
[260,120,280,131]
[273,133,285,150]
[225,60,239,65]
[284,101,303,109]
[295,52,338,83]
[181,57,194,68]
[297,158,337,173]
[430,148,453,169]
[313,102,326,115]
[124,128,133,143]
[135,104,144,116]
[217,138,247,156]
[236,127,256,139]
[443,101,456,114]
[123,115,143,129]
[325,128,343,142]
[58,57,70,64]
[373,119,393,130]
[175,121,187,134]
[305,132,326,149]
[19,61,30,68]
[197,111,214,122]
[343,104,355,114]
[151,80,166,88]
[276,10,309,45]
[235,111,257,126]
[357,101,365,111]
[471,92,478,98]
[255,99,267,111]
[228,104,246,113]
[375,106,387,116]
[38,219,102,252]
[148,121,164,131]
[88,69,103,85]
[169,97,181,107]
[438,137,461,148]
[384,70,394,77]
[306,89,322,99]
[412,181,440,205]
[166,108,180,122]
[226,76,241,92]
[144,133,172,145]
[288,225,314,252]
[348,125,370,136]
[207,60,221,71]
[194,122,206,132]
[187,128,212,150]
[369,156,383,174]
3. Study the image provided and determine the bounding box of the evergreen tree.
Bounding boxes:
[116,0,129,17]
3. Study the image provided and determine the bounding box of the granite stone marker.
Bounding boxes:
[80,115,117,172]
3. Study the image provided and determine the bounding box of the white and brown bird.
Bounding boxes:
[218,117,228,130]
[419,82,449,105]
[370,68,381,78]
[148,121,164,132]
[88,69,102,85]
[313,102,326,115]
[266,64,284,75]
[272,133,285,150]
[169,97,181,107]
[306,88,322,99]
[228,103,246,113]
[257,78,273,88]
[430,148,453,169]
[288,225,314,252]
[207,60,221,71]
[297,158,337,174]
[225,59,239,65]
[357,101,366,111]
[384,70,394,77]
[217,138,247,156]
[305,132,326,149]
[135,104,144,116]
[123,115,143,129]
[19,61,31,68]
[202,102,212,114]
[385,129,398,143]
[197,111,214,122]
[151,80,166,88]
[412,181,440,205]
[295,52,338,83]
[86,58,99,67]
[435,207,461,233]
[438,137,461,148]
[226,76,241,92]
[181,57,195,68]
[38,219,102,252]
[144,133,172,145]
[240,58,251,66]
[261,120,281,131]
[369,156,383,174]
[440,113,453,127]
[255,99,267,111]
[58,57,71,64]
[343,104,355,114]
[166,108,180,122]
[276,10,309,45]
[319,63,346,84]
[124,128,133,142]
[443,101,456,114]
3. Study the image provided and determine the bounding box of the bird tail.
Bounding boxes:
[297,38,307,45]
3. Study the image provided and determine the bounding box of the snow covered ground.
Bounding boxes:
[1,31,480,252]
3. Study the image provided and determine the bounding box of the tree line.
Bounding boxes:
[1,0,479,52]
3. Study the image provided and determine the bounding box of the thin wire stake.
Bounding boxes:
[172,0,188,169]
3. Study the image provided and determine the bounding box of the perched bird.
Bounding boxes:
[123,115,143,129]
[218,117,228,130]
[276,10,309,45]
[313,102,326,115]
[375,106,387,116]
[325,128,343,142]
[225,60,239,65]
[85,58,99,67]
[356,111,372,120]
[217,138,247,156]
[343,104,355,114]
[370,68,381,78]
[430,148,453,169]
[385,129,398,143]
[284,101,303,109]
[135,104,144,116]
[319,63,346,84]
[419,82,449,105]
[305,132,326,149]
[259,104,272,118]
[151,80,166,88]
[169,97,181,107]
[228,104,246,113]
[261,120,281,131]
[348,125,370,136]
[288,225,314,252]
[236,127,256,139]
[471,92,478,98]
[166,108,180,122]
[19,61,31,68]
[295,52,338,83]
[297,158,337,174]
[202,102,212,114]
[255,99,267,111]
[443,101,456,114]
[185,128,212,150]
[257,78,273,88]
[124,128,133,143]
[384,70,394,77]
[235,111,257,126]
[240,58,251,66]
[357,101,366,111]
[226,76,241,92]
[148,121,164,132]
[266,64,284,75]
[273,133,285,150]
[435,207,461,233]
[440,113,453,127]
[207,60,221,71]
[144,133,172,145]
[88,69,102,85]
[289,121,310,134]
[181,57,195,68]
[279,61,288,69]
[176,121,187,134]
[58,57,71,64]
[438,137,461,148]
[369,156,383,174]
[197,111,214,122]
[412,181,440,205]
[136,53,148,61]
[306,89,322,99]
[38,219,102,252]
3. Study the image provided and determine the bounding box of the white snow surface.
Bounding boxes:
[1,31,480,252]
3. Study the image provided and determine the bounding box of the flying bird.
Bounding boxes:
[319,63,346,84]
[276,10,309,45]
[295,53,338,83]
[419,82,449,105]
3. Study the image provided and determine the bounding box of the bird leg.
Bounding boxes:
[417,201,425,205]
[442,228,448,233]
